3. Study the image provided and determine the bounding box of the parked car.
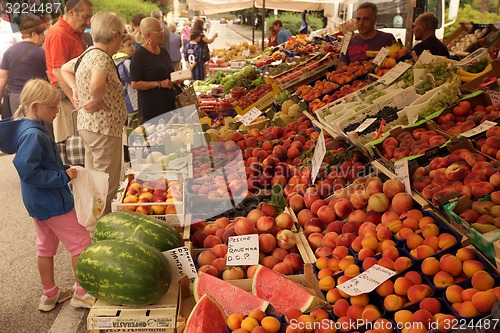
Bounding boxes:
[220,18,227,24]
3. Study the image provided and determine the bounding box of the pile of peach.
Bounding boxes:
[379,271,433,313]
[326,60,373,86]
[412,148,500,204]
[227,309,281,333]
[393,297,457,333]
[437,100,500,135]
[296,85,322,102]
[282,307,339,333]
[477,125,500,160]
[332,293,385,331]
[421,247,487,289]
[378,127,448,161]
[313,80,340,95]
[445,270,500,318]
[192,205,304,278]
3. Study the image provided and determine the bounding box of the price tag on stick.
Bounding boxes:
[489,91,500,105]
[311,130,326,184]
[373,47,389,67]
[461,120,497,137]
[341,32,352,55]
[380,62,412,86]
[394,159,412,195]
[336,264,396,296]
[240,107,262,126]
[226,234,259,266]
[163,246,198,281]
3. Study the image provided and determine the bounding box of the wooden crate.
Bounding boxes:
[87,282,180,333]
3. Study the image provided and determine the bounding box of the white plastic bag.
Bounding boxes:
[70,166,109,232]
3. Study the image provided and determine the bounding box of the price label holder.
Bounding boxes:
[311,130,326,184]
[461,120,497,137]
[456,47,488,67]
[394,159,412,195]
[373,47,389,67]
[379,62,412,86]
[337,264,396,297]
[240,107,262,126]
[341,32,352,55]
[242,49,250,58]
[355,118,377,133]
[415,50,435,65]
[163,246,198,281]
[489,90,500,105]
[226,234,259,266]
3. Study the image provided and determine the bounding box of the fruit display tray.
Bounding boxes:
[234,83,282,115]
[444,195,500,263]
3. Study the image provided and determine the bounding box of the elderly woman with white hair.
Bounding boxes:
[130,17,177,123]
[60,11,128,215]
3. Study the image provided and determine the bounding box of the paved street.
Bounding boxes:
[0,19,255,333]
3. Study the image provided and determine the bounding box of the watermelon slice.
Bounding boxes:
[252,264,326,315]
[185,293,226,333]
[193,272,269,315]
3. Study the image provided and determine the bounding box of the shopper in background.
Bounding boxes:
[272,20,292,45]
[169,23,182,71]
[192,18,218,69]
[44,0,93,143]
[412,12,450,59]
[61,11,127,216]
[130,17,177,122]
[0,79,93,311]
[338,2,395,66]
[181,21,191,51]
[0,17,48,120]
[184,30,204,81]
[268,26,278,47]
[150,9,170,55]
[130,13,146,49]
[113,34,138,123]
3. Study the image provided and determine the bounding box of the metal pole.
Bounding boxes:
[404,0,415,50]
[261,0,266,51]
[252,3,255,44]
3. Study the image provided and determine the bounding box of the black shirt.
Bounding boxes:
[413,35,450,58]
[130,46,176,121]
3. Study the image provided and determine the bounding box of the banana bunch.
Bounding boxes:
[459,63,493,83]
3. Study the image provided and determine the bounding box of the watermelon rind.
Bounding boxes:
[185,293,226,333]
[193,272,269,315]
[94,210,183,252]
[252,264,326,315]
[76,239,172,306]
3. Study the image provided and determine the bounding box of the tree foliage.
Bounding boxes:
[265,12,323,36]
[445,4,500,39]
[90,0,159,23]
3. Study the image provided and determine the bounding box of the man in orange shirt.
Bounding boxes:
[45,0,92,142]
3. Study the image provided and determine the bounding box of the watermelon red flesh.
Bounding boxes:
[193,272,269,315]
[185,293,226,333]
[94,210,183,252]
[252,264,325,315]
[76,239,172,306]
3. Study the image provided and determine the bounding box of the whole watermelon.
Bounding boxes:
[94,211,183,252]
[76,239,172,306]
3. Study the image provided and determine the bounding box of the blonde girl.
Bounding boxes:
[0,79,94,312]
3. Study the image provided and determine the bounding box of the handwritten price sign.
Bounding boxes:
[226,234,259,266]
[163,246,198,281]
[337,264,396,296]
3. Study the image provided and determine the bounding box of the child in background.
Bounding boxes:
[113,34,138,125]
[184,30,205,81]
[0,79,94,312]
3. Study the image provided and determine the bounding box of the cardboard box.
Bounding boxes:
[444,196,500,264]
[87,282,180,333]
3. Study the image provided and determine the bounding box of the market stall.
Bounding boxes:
[81,25,500,333]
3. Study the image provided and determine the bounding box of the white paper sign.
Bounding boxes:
[355,118,377,133]
[489,91,500,105]
[336,264,396,296]
[242,49,250,57]
[311,130,326,184]
[226,234,259,266]
[341,32,352,55]
[163,246,198,281]
[373,47,389,66]
[461,120,497,137]
[379,62,412,86]
[415,50,435,65]
[456,48,488,67]
[394,159,412,195]
[240,107,262,126]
